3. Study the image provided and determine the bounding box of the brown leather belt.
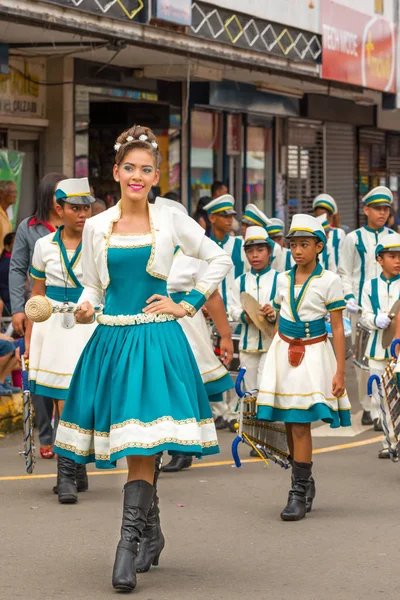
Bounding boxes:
[278,332,328,345]
[278,332,328,367]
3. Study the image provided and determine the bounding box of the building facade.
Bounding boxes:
[0,0,398,228]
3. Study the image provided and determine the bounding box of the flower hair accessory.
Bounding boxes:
[151,140,158,149]
[126,136,134,142]
[139,134,148,141]
[114,142,121,151]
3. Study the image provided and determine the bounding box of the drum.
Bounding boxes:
[325,315,353,360]
[212,321,241,373]
[352,322,370,371]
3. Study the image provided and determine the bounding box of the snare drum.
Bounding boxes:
[352,322,370,371]
[212,321,241,373]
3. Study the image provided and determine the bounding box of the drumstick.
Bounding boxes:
[25,295,103,323]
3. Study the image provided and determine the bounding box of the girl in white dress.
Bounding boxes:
[257,214,351,522]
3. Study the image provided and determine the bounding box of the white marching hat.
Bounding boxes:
[363,186,393,207]
[267,217,285,237]
[244,225,272,247]
[242,203,269,229]
[203,195,236,215]
[287,214,327,245]
[315,213,331,233]
[55,177,95,205]
[376,232,400,256]
[313,193,337,215]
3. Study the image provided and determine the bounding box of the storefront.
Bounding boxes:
[74,60,183,203]
[189,81,298,217]
[0,56,47,223]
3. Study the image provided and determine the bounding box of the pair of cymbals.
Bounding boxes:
[240,292,275,338]
[382,300,400,348]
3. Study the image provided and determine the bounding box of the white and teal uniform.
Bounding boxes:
[29,227,97,399]
[210,233,244,310]
[230,266,278,390]
[361,274,400,421]
[319,228,346,273]
[338,225,393,305]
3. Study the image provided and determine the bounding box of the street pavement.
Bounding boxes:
[1,361,399,600]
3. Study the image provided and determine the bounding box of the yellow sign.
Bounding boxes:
[0,57,46,119]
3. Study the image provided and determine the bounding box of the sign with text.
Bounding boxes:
[321,0,396,93]
[152,0,191,25]
[0,58,46,119]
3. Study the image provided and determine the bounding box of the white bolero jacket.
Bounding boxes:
[78,201,232,315]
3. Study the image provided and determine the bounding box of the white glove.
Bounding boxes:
[346,298,359,314]
[375,313,391,330]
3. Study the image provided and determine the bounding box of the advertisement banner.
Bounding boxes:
[0,150,24,229]
[0,57,46,119]
[153,0,191,25]
[321,0,396,93]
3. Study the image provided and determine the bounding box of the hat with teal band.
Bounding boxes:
[266,217,285,237]
[376,232,400,256]
[55,177,95,205]
[286,214,327,246]
[203,194,236,216]
[242,203,268,228]
[313,193,337,215]
[363,186,393,208]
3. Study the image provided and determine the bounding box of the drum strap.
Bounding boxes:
[232,237,245,279]
[369,277,381,359]
[332,229,340,268]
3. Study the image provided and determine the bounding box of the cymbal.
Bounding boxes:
[382,299,400,348]
[240,292,275,338]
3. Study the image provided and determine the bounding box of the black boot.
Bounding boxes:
[281,461,311,521]
[57,456,78,504]
[362,410,373,426]
[112,480,154,592]
[288,456,315,513]
[162,454,192,472]
[137,453,165,573]
[53,463,88,494]
[76,464,89,492]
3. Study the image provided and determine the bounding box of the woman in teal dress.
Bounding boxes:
[53,125,232,592]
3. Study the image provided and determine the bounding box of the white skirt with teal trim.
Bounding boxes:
[29,303,97,400]
[257,332,351,428]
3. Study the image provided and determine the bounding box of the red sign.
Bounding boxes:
[321,0,396,93]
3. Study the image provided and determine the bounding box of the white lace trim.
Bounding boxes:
[97,313,176,326]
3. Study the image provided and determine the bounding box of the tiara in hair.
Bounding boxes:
[114,134,158,152]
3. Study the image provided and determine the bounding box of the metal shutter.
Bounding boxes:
[325,122,356,230]
[286,120,324,226]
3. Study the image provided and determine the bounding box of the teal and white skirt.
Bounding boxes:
[54,319,220,468]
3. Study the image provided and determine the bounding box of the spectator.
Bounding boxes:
[0,231,15,316]
[0,180,17,254]
[164,191,180,201]
[9,171,67,459]
[0,335,20,396]
[193,196,212,235]
[92,198,107,216]
[211,181,228,199]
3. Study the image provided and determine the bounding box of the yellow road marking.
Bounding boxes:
[0,435,383,482]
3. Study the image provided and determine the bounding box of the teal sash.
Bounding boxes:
[53,226,83,290]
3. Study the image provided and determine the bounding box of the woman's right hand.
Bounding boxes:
[75,301,95,324]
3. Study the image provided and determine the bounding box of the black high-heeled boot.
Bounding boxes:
[57,456,78,504]
[53,463,88,494]
[112,480,154,592]
[288,457,315,513]
[137,453,165,573]
[76,464,89,492]
[162,454,192,472]
[281,461,311,521]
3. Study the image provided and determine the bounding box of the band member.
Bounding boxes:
[266,217,295,271]
[230,226,277,391]
[241,204,285,272]
[154,197,234,473]
[361,232,400,456]
[313,193,346,272]
[257,214,351,521]
[53,125,231,592]
[25,178,97,503]
[316,213,337,272]
[204,195,243,310]
[338,186,393,425]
